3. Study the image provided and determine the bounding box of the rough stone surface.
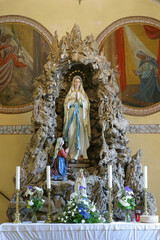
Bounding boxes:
[7,24,156,222]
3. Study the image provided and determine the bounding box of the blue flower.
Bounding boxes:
[124,186,132,193]
[78,207,90,219]
[79,186,86,190]
[29,186,34,191]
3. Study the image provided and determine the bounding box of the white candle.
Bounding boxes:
[46,166,51,189]
[16,166,20,190]
[108,165,112,188]
[144,166,148,189]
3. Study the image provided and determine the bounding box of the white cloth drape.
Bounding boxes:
[1,222,160,240]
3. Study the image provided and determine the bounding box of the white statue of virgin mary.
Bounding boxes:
[63,75,91,160]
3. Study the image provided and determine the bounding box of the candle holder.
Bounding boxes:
[107,188,114,223]
[45,189,52,223]
[13,190,21,223]
[143,188,149,215]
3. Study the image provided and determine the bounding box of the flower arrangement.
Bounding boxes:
[117,186,136,211]
[24,186,45,221]
[54,186,106,224]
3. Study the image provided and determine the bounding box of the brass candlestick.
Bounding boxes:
[143,188,149,215]
[107,188,113,223]
[13,190,21,223]
[45,189,52,223]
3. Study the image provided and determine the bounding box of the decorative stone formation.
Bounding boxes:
[7,24,156,222]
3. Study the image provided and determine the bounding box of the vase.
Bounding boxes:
[125,209,131,222]
[32,211,37,223]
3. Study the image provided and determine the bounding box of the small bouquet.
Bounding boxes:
[117,186,136,222]
[24,186,45,222]
[117,186,136,210]
[55,186,106,224]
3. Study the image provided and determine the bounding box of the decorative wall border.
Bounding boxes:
[0,15,53,45]
[96,16,160,116]
[0,125,160,135]
[0,15,53,114]
[128,124,160,133]
[0,125,32,135]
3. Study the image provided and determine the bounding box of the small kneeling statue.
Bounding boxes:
[51,137,69,181]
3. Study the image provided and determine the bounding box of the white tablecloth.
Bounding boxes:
[1,222,160,240]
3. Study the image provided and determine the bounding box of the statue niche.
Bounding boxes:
[7,24,157,222]
[55,64,102,165]
[63,75,91,160]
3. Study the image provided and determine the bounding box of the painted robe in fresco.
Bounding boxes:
[133,58,160,102]
[0,44,27,91]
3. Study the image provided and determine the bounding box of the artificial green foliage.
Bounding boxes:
[24,186,45,212]
[54,187,106,224]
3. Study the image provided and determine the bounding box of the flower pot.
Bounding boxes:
[125,209,131,222]
[32,211,37,223]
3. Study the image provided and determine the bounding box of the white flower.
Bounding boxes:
[126,196,132,200]
[82,194,87,198]
[34,186,43,193]
[101,217,106,222]
[81,219,85,224]
[24,188,33,197]
[58,217,60,220]
[41,199,45,203]
[91,206,96,212]
[117,190,122,198]
[65,216,68,219]
[79,209,82,213]
[70,192,78,200]
[82,199,88,205]
[64,220,67,223]
[33,187,44,197]
[61,218,64,221]
[119,199,130,207]
[28,200,34,206]
[125,190,133,196]
[72,212,75,216]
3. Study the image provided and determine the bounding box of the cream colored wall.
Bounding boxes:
[0,0,160,223]
[125,113,160,217]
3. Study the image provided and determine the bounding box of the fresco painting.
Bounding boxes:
[100,23,160,109]
[0,23,51,109]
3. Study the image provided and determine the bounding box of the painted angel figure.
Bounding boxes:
[63,75,91,160]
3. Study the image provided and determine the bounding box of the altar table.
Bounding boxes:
[1,222,160,240]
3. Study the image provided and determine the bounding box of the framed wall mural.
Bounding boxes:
[0,15,53,114]
[96,16,160,116]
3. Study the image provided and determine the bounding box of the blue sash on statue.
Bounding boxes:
[65,103,82,151]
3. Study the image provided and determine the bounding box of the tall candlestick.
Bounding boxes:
[46,166,51,189]
[16,166,20,190]
[108,165,112,188]
[144,166,148,189]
